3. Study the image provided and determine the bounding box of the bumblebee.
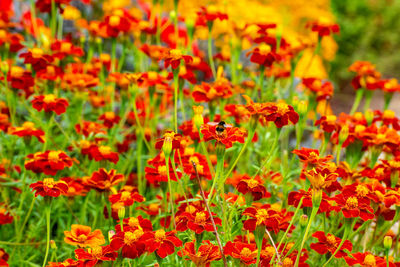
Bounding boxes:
[215,121,228,135]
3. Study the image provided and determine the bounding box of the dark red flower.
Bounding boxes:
[31,94,69,115]
[224,241,257,265]
[30,178,68,197]
[178,240,222,267]
[142,229,182,258]
[74,245,117,266]
[25,150,74,175]
[310,231,352,258]
[201,122,246,148]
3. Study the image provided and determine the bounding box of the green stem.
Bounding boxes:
[322,222,352,267]
[173,70,179,132]
[42,204,51,267]
[207,26,216,79]
[50,0,57,39]
[295,206,318,266]
[350,89,364,115]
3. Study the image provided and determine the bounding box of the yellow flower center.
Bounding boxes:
[194,212,206,224]
[155,229,166,242]
[240,247,252,258]
[121,191,131,201]
[43,178,55,188]
[10,66,24,77]
[31,48,44,58]
[128,217,139,228]
[363,254,376,266]
[383,110,395,120]
[149,203,159,212]
[77,234,88,242]
[48,151,60,161]
[276,103,289,114]
[259,44,271,55]
[262,246,275,259]
[255,209,269,225]
[147,71,158,80]
[346,196,358,209]
[185,205,197,214]
[356,185,369,197]
[109,15,121,27]
[60,42,72,53]
[104,112,115,120]
[89,246,103,258]
[124,229,144,246]
[99,146,111,155]
[326,115,337,123]
[247,179,259,189]
[43,94,57,104]
[158,165,167,176]
[170,49,182,58]
[22,121,35,130]
[326,234,336,247]
[282,258,294,267]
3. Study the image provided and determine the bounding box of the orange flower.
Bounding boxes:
[161,49,193,69]
[9,121,45,143]
[31,94,69,115]
[25,150,74,175]
[192,74,233,102]
[247,43,281,67]
[178,240,222,266]
[64,224,105,248]
[85,168,124,192]
[30,178,68,197]
[19,48,53,72]
[201,122,246,148]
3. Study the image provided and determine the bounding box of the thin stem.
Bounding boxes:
[42,204,51,267]
[265,228,282,265]
[350,89,364,115]
[207,27,216,79]
[295,206,318,266]
[191,161,227,267]
[173,70,179,132]
[165,156,177,230]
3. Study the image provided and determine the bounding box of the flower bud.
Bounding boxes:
[50,240,57,249]
[339,125,349,145]
[297,100,308,116]
[312,189,322,208]
[365,109,374,125]
[300,214,308,227]
[384,235,392,250]
[118,207,125,221]
[193,105,204,130]
[108,230,115,242]
[162,132,175,158]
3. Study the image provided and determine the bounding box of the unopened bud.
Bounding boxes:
[118,207,125,220]
[162,132,175,158]
[312,189,322,208]
[384,236,392,250]
[339,125,349,145]
[108,230,115,242]
[50,240,57,249]
[297,100,308,116]
[170,10,177,21]
[193,105,204,130]
[365,109,374,125]
[300,214,308,227]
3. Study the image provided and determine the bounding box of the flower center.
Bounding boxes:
[121,191,131,201]
[326,234,336,247]
[158,165,167,176]
[194,212,206,224]
[262,246,275,259]
[77,234,88,242]
[356,185,369,197]
[259,44,271,55]
[60,42,72,53]
[276,103,289,114]
[104,112,115,120]
[147,71,158,80]
[99,146,111,155]
[170,49,182,58]
[43,94,56,104]
[43,178,55,188]
[22,121,35,130]
[48,151,60,161]
[128,217,139,228]
[282,258,294,267]
[363,254,376,266]
[31,48,44,58]
[155,229,166,242]
[247,179,259,189]
[383,110,395,120]
[255,209,269,224]
[109,15,120,27]
[10,66,24,77]
[124,229,144,246]
[346,196,358,209]
[90,246,103,258]
[326,115,337,123]
[240,247,252,258]
[185,205,197,214]
[149,203,159,212]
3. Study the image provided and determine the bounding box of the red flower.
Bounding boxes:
[50,40,84,59]
[263,102,299,128]
[310,231,352,258]
[306,19,340,37]
[196,6,228,23]
[97,112,120,129]
[155,131,182,150]
[30,178,68,197]
[87,145,119,164]
[224,241,257,265]
[0,205,13,225]
[236,175,270,201]
[175,209,222,234]
[242,205,280,234]
[7,66,35,95]
[75,245,117,266]
[201,122,246,148]
[47,258,79,267]
[288,189,332,214]
[192,77,233,103]
[110,229,146,259]
[25,150,74,175]
[178,240,222,267]
[145,163,182,185]
[64,224,105,248]
[31,94,69,115]
[9,121,45,143]
[333,194,374,221]
[292,147,333,169]
[19,48,53,72]
[75,121,107,137]
[85,168,124,192]
[142,229,182,258]
[115,216,153,233]
[315,115,338,133]
[100,9,134,38]
[109,187,145,207]
[247,43,281,67]
[161,49,193,69]
[0,248,9,267]
[345,252,394,267]
[302,78,334,101]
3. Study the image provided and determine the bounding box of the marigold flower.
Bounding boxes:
[8,121,45,143]
[31,94,69,115]
[46,258,79,267]
[141,229,183,258]
[75,121,107,137]
[302,78,334,101]
[306,18,340,37]
[224,241,257,265]
[236,175,270,201]
[110,229,146,259]
[178,240,222,267]
[100,9,134,38]
[247,43,281,67]
[108,187,145,207]
[242,205,280,234]
[192,75,233,102]
[196,6,228,23]
[345,252,394,267]
[98,112,120,129]
[200,122,246,148]
[292,147,333,169]
[85,168,124,192]
[74,245,117,266]
[64,224,105,248]
[0,248,9,267]
[30,178,68,197]
[303,167,338,192]
[310,231,352,258]
[25,150,74,175]
[19,48,53,72]
[175,209,222,234]
[333,194,374,221]
[115,216,153,233]
[161,49,193,69]
[0,205,13,225]
[87,145,119,164]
